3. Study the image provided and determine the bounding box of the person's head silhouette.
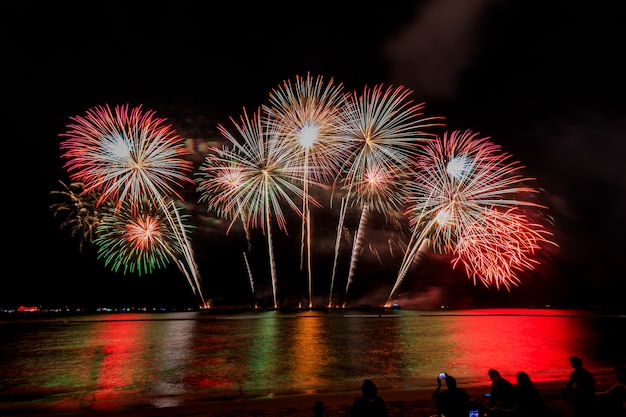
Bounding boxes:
[313,400,325,417]
[517,371,532,386]
[362,379,378,399]
[488,369,501,381]
[569,356,583,369]
[445,375,458,389]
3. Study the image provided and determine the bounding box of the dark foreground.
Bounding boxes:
[0,380,610,417]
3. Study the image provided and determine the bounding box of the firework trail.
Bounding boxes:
[201,106,309,309]
[58,104,205,305]
[385,129,556,305]
[332,84,443,305]
[242,251,257,309]
[264,73,348,308]
[342,206,370,308]
[328,195,348,307]
[196,148,258,306]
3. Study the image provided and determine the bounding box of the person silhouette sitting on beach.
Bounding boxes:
[560,356,596,417]
[596,365,626,417]
[313,400,328,417]
[514,371,561,417]
[431,372,470,417]
[345,379,388,417]
[514,371,544,416]
[487,368,517,416]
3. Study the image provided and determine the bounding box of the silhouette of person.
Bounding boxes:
[313,400,328,417]
[514,371,561,417]
[345,379,388,417]
[431,373,471,417]
[595,365,626,417]
[561,356,596,417]
[487,368,517,414]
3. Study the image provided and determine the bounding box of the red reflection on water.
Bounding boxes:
[185,331,236,391]
[443,309,583,385]
[90,317,147,410]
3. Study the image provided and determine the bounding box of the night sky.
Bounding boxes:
[4,1,625,310]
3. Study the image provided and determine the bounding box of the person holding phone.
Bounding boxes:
[431,372,471,417]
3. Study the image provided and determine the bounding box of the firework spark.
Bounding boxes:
[51,83,559,309]
[332,84,443,306]
[95,198,196,281]
[386,129,556,305]
[264,73,348,308]
[59,104,204,305]
[49,181,112,251]
[198,106,311,308]
[196,146,254,246]
[59,104,194,207]
[452,207,554,289]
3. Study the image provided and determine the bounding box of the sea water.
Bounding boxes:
[1,308,624,413]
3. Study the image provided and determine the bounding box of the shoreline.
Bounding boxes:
[1,378,612,417]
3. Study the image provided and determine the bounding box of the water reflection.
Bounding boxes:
[92,318,147,410]
[150,318,196,408]
[1,310,624,414]
[185,317,241,396]
[292,315,328,393]
[441,314,580,382]
[244,313,281,395]
[339,316,407,384]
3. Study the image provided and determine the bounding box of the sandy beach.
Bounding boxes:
[1,380,593,417]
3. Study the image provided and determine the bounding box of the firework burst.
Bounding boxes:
[196,147,252,237]
[49,181,112,251]
[332,84,443,306]
[59,104,204,305]
[264,73,349,307]
[198,106,312,308]
[59,104,194,207]
[451,207,554,289]
[95,198,195,280]
[386,129,556,305]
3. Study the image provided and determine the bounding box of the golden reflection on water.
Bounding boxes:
[293,316,327,393]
